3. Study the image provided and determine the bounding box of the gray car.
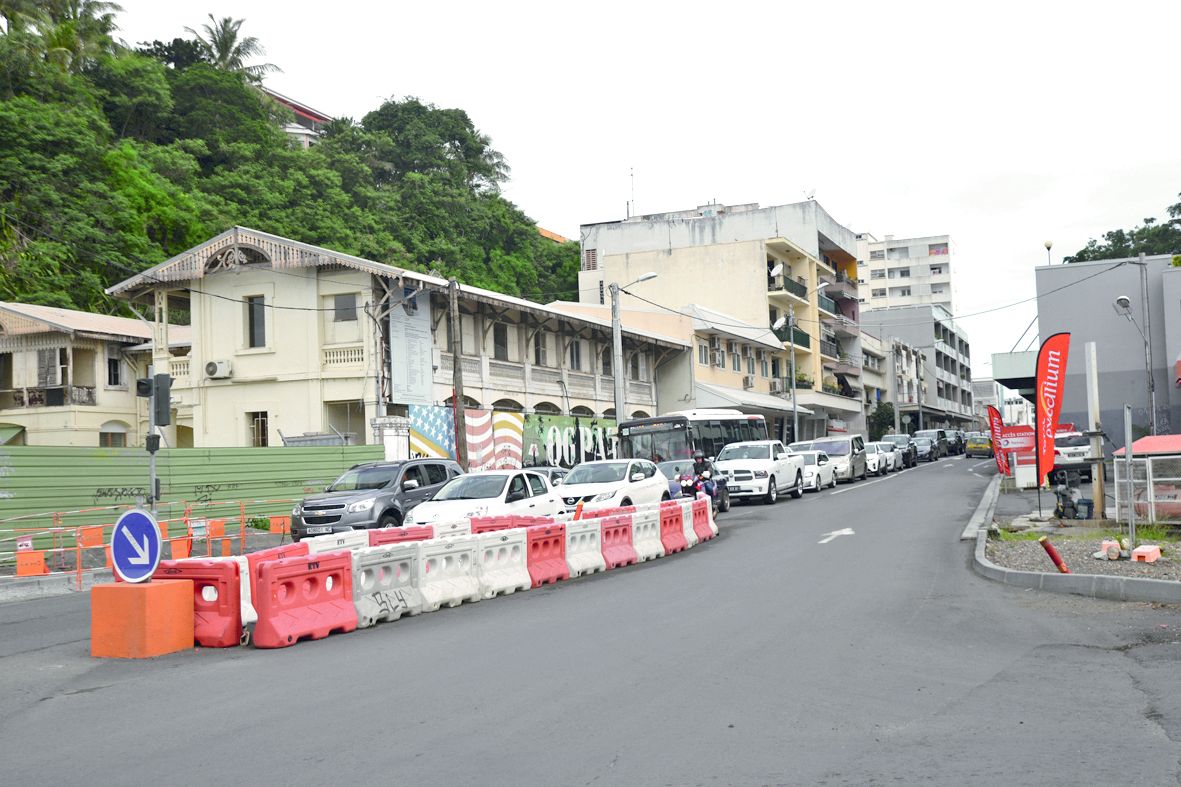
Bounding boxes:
[292,458,463,540]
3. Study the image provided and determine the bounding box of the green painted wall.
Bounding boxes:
[0,445,384,544]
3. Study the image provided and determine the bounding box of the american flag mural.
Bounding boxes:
[465,409,497,471]
[409,404,456,459]
[492,412,524,469]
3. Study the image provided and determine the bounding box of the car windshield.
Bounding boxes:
[432,474,508,501]
[915,438,932,447]
[883,435,907,446]
[1055,434,1089,448]
[657,461,690,479]
[800,453,818,466]
[717,444,770,461]
[810,439,850,456]
[915,431,940,441]
[327,466,397,492]
[873,443,891,452]
[789,442,812,451]
[564,462,629,485]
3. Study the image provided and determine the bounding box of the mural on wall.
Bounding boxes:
[408,406,618,470]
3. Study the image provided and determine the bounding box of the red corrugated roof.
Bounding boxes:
[1113,435,1181,456]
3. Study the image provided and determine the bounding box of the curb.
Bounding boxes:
[0,569,114,604]
[961,473,1001,540]
[972,530,1181,603]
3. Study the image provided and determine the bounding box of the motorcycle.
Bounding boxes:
[680,469,727,515]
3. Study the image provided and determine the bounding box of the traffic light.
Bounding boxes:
[153,373,171,426]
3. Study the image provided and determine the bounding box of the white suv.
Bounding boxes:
[558,459,669,512]
[714,440,806,504]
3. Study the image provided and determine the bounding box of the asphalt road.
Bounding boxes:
[4,456,1181,786]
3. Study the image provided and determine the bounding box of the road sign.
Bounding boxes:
[110,508,162,583]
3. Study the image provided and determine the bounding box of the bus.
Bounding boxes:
[617,409,769,462]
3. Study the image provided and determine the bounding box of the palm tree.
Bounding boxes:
[185,14,279,82]
[40,0,123,72]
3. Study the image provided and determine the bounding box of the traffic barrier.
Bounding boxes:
[659,502,689,555]
[599,515,638,569]
[352,543,423,627]
[578,505,635,521]
[691,496,716,542]
[208,555,259,638]
[679,500,699,550]
[16,550,48,577]
[565,519,606,577]
[154,559,242,648]
[304,529,370,554]
[630,509,665,562]
[245,542,309,595]
[417,536,482,612]
[513,515,554,529]
[253,551,357,648]
[475,529,531,598]
[368,525,434,546]
[430,519,472,540]
[469,515,515,534]
[90,579,194,658]
[524,524,569,588]
[207,519,230,557]
[268,516,291,534]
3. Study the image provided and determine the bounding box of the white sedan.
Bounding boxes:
[870,441,904,473]
[557,459,669,512]
[865,443,891,476]
[408,469,563,524]
[797,451,837,492]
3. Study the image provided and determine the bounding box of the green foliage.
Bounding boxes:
[867,402,895,441]
[0,5,575,313]
[1066,193,1181,262]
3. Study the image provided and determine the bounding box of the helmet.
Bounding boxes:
[693,449,705,460]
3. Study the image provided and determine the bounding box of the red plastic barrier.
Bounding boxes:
[368,525,434,546]
[469,516,516,534]
[154,559,242,648]
[512,515,554,529]
[600,515,638,569]
[524,524,569,587]
[659,502,688,555]
[578,505,635,521]
[253,551,357,649]
[245,542,309,602]
[690,497,714,542]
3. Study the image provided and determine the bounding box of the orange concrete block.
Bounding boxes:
[16,550,47,577]
[1132,545,1162,563]
[91,579,195,659]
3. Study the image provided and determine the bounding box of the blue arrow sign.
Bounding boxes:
[110,509,162,583]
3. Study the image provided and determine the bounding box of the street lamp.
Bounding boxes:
[772,280,829,442]
[610,272,658,420]
[1044,240,1053,265]
[1114,290,1157,435]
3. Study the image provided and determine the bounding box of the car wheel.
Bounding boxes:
[620,498,632,507]
[378,511,401,528]
[790,472,803,499]
[764,478,778,505]
[812,474,821,492]
[829,474,837,489]
[718,488,731,513]
[859,466,867,481]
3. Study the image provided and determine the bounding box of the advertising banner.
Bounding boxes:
[388,290,433,405]
[986,405,1009,476]
[522,414,618,468]
[1035,332,1071,486]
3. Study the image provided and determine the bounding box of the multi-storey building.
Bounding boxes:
[578,200,864,440]
[857,233,954,313]
[861,304,974,430]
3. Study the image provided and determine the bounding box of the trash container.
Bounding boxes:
[1076,498,1094,520]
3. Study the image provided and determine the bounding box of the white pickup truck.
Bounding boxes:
[713,439,806,504]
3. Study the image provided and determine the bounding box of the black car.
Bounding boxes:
[881,433,918,468]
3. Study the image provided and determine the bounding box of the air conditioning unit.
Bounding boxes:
[744,346,755,359]
[769,379,784,394]
[710,349,724,367]
[756,350,766,363]
[709,336,721,350]
[726,340,737,354]
[205,360,232,379]
[742,375,755,390]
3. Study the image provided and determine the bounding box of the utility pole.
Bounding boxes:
[611,282,626,420]
[789,303,798,442]
[1138,253,1157,435]
[1085,341,1105,519]
[915,348,924,431]
[448,278,467,468]
[889,340,900,434]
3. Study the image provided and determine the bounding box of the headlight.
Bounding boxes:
[292,503,302,516]
[591,490,617,502]
[753,470,768,478]
[347,498,376,513]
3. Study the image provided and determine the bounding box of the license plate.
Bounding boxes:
[306,526,332,534]
[731,487,748,493]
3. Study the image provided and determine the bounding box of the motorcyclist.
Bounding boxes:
[692,450,716,498]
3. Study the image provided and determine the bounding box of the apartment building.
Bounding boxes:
[578,200,864,440]
[857,233,954,313]
[106,227,683,450]
[862,304,974,429]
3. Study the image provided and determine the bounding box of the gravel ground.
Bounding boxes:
[987,534,1181,581]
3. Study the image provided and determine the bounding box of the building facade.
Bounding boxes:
[578,200,865,440]
[857,233,954,313]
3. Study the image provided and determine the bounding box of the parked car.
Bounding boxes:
[965,432,994,458]
[881,434,918,468]
[559,459,670,512]
[797,450,836,492]
[809,435,867,482]
[714,440,806,504]
[408,469,563,524]
[1054,431,1092,481]
[913,429,948,459]
[950,429,966,455]
[870,441,903,473]
[529,466,569,486]
[789,440,813,452]
[914,437,937,462]
[292,458,463,540]
[865,443,893,476]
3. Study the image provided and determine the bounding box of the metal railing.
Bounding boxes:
[817,294,838,314]
[770,276,808,299]
[819,339,839,358]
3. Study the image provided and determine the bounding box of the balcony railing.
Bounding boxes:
[819,339,839,358]
[769,275,808,299]
[817,294,838,314]
[171,358,190,380]
[0,385,96,409]
[773,324,812,349]
[323,344,365,366]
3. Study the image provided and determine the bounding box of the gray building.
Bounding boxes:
[994,254,1178,449]
[860,304,975,430]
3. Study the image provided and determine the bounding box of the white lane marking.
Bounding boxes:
[829,474,897,495]
[972,460,994,470]
[818,528,855,544]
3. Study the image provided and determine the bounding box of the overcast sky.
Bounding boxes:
[116,0,1181,375]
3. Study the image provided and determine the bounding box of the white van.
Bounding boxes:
[808,434,867,483]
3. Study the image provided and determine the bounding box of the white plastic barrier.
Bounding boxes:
[700,493,719,537]
[631,508,665,562]
[417,535,482,612]
[565,519,606,577]
[352,543,423,628]
[475,529,531,599]
[212,555,257,628]
[429,519,472,540]
[678,498,699,549]
[304,529,371,554]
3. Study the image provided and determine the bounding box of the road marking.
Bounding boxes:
[972,460,995,470]
[818,528,855,544]
[829,474,896,495]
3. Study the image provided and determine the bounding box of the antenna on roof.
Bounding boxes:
[630,167,636,217]
[805,189,816,201]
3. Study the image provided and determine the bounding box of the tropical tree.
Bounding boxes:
[1066,193,1181,262]
[41,0,123,73]
[184,14,277,82]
